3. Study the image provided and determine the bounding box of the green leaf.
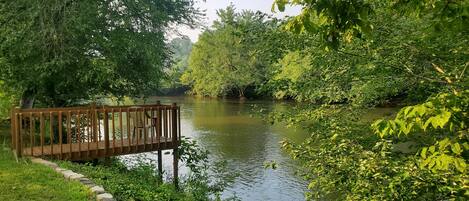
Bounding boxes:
[451,143,462,155]
[438,138,450,151]
[414,105,427,116]
[454,158,467,173]
[463,142,469,150]
[433,110,451,128]
[274,0,286,12]
[421,147,428,159]
[429,145,436,153]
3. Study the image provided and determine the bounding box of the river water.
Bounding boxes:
[135,96,309,201]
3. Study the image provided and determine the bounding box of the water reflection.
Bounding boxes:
[142,96,309,201]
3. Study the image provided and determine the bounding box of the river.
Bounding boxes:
[129,96,309,201]
[126,96,399,200]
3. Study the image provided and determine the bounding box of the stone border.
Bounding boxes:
[30,158,115,201]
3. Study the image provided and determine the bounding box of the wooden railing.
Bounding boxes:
[10,102,181,160]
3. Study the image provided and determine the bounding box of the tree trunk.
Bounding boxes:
[20,90,35,109]
[239,89,246,101]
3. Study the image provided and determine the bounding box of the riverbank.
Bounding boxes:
[57,159,185,201]
[0,121,224,201]
[55,153,231,201]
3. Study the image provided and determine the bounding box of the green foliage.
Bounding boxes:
[372,91,469,194]
[0,0,200,107]
[57,137,235,201]
[273,0,469,48]
[276,105,468,200]
[0,81,16,119]
[272,0,374,48]
[58,159,183,201]
[178,137,237,200]
[164,37,193,88]
[181,6,285,98]
[267,7,468,105]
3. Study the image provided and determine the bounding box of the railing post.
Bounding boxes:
[171,103,179,188]
[14,107,22,158]
[156,101,163,181]
[103,108,110,157]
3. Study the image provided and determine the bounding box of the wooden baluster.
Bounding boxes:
[98,111,101,142]
[40,112,44,157]
[103,110,110,157]
[119,108,123,153]
[111,109,115,155]
[67,111,72,159]
[95,110,99,156]
[150,107,154,149]
[87,110,91,159]
[178,107,181,142]
[134,110,139,151]
[58,112,63,159]
[157,104,162,145]
[167,108,170,143]
[49,112,54,157]
[143,108,147,151]
[29,113,33,156]
[164,108,168,144]
[171,103,178,146]
[77,111,81,158]
[126,108,131,153]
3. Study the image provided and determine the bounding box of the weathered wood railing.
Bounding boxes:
[10,102,181,161]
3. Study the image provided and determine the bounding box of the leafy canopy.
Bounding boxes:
[272,0,469,48]
[0,0,200,106]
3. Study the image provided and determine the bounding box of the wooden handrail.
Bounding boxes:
[15,104,177,114]
[10,103,181,161]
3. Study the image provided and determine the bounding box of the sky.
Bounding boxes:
[175,0,301,42]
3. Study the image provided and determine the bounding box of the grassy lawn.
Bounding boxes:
[57,160,186,201]
[0,123,93,201]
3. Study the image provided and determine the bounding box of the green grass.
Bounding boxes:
[0,123,92,201]
[57,160,187,201]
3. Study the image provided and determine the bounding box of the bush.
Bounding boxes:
[57,137,237,201]
[273,104,468,200]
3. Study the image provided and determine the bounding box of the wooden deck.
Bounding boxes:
[23,137,176,160]
[11,103,181,182]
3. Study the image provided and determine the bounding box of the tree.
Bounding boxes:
[0,0,200,107]
[271,0,469,199]
[164,37,193,88]
[268,8,468,105]
[272,0,468,48]
[181,6,280,98]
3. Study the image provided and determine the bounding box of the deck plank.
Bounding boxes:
[23,137,175,160]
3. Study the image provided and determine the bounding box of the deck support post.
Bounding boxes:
[171,103,179,189]
[157,150,163,181]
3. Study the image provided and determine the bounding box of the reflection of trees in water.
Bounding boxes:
[137,97,308,199]
[190,99,269,162]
